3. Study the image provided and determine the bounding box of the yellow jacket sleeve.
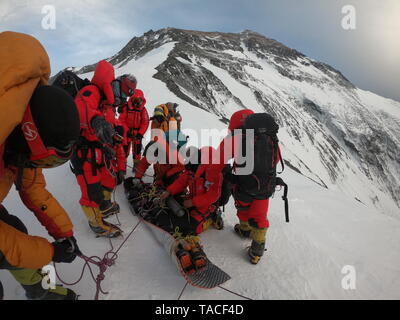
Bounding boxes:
[19,168,74,239]
[0,220,53,269]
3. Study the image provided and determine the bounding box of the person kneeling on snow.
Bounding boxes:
[143,146,222,271]
[0,32,81,300]
[133,130,187,187]
[158,146,223,236]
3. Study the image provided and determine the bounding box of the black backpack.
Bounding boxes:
[52,70,90,98]
[236,113,289,222]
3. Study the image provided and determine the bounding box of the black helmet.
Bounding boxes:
[5,85,80,168]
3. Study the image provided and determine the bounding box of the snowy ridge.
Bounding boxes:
[77,28,400,217]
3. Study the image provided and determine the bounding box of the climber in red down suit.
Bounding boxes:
[118,89,149,162]
[71,60,126,238]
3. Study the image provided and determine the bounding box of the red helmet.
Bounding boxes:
[228,109,254,131]
[120,74,137,97]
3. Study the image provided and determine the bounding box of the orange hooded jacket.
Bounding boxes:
[0,32,73,269]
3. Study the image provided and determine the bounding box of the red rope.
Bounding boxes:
[54,219,142,300]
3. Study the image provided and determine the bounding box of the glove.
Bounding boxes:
[113,125,124,144]
[91,116,115,144]
[127,129,135,139]
[117,171,126,185]
[52,237,81,264]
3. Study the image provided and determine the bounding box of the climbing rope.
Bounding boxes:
[217,285,252,300]
[127,163,154,179]
[177,282,189,300]
[54,218,142,300]
[55,183,251,300]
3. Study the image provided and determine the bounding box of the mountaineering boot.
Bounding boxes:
[248,241,266,265]
[234,220,251,238]
[81,205,122,238]
[176,240,195,274]
[100,200,120,219]
[176,249,195,274]
[210,208,224,230]
[100,189,120,218]
[202,218,213,232]
[9,269,78,300]
[185,236,207,270]
[248,228,267,264]
[191,245,207,269]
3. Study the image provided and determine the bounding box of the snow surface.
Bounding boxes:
[3,157,400,299]
[2,40,400,300]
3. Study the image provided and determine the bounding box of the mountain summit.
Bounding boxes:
[76,28,400,217]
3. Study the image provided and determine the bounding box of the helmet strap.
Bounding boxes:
[21,104,50,160]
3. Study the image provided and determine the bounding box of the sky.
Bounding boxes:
[1,0,399,101]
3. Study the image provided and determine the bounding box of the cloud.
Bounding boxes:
[1,0,399,101]
[1,0,141,73]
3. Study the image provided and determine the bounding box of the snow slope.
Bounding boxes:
[71,28,400,217]
[2,152,400,299]
[2,36,400,300]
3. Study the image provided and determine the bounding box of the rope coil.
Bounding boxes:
[54,219,142,300]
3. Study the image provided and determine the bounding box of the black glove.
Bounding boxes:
[91,116,115,144]
[117,171,126,185]
[52,237,81,263]
[127,129,135,139]
[113,125,124,144]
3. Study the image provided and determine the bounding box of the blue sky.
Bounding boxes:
[1,0,399,101]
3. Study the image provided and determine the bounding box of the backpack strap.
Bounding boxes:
[277,145,284,174]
